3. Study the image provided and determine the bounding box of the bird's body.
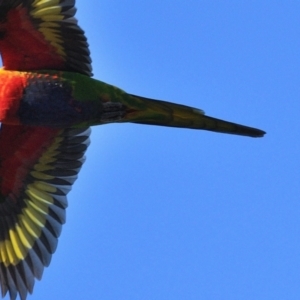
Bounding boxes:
[0,0,265,299]
[0,69,264,136]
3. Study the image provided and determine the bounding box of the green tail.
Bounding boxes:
[61,72,265,137]
[120,94,265,138]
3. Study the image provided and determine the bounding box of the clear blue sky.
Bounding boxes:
[24,1,300,299]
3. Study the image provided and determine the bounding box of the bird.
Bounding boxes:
[0,0,265,299]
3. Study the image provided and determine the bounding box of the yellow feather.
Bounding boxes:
[4,240,18,265]
[37,14,64,22]
[27,194,50,215]
[0,241,9,265]
[32,163,54,172]
[32,7,62,18]
[15,222,35,249]
[39,21,60,28]
[9,229,27,261]
[21,206,43,238]
[32,181,57,194]
[25,203,47,227]
[32,0,61,10]
[27,184,54,203]
[30,170,55,180]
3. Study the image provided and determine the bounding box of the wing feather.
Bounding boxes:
[0,125,91,299]
[0,0,92,75]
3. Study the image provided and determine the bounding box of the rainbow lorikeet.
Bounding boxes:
[0,0,265,299]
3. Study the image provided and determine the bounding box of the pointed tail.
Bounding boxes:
[122,94,265,138]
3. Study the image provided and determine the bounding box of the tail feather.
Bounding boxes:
[124,94,265,138]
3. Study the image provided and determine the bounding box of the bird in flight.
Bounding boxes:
[0,0,265,299]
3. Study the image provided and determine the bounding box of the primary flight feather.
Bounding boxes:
[0,0,265,299]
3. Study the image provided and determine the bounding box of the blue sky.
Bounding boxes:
[24,1,300,299]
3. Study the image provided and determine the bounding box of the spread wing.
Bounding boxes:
[0,0,92,75]
[0,1,94,298]
[0,125,90,300]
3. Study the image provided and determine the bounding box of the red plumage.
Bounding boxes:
[0,1,93,299]
[0,7,66,71]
